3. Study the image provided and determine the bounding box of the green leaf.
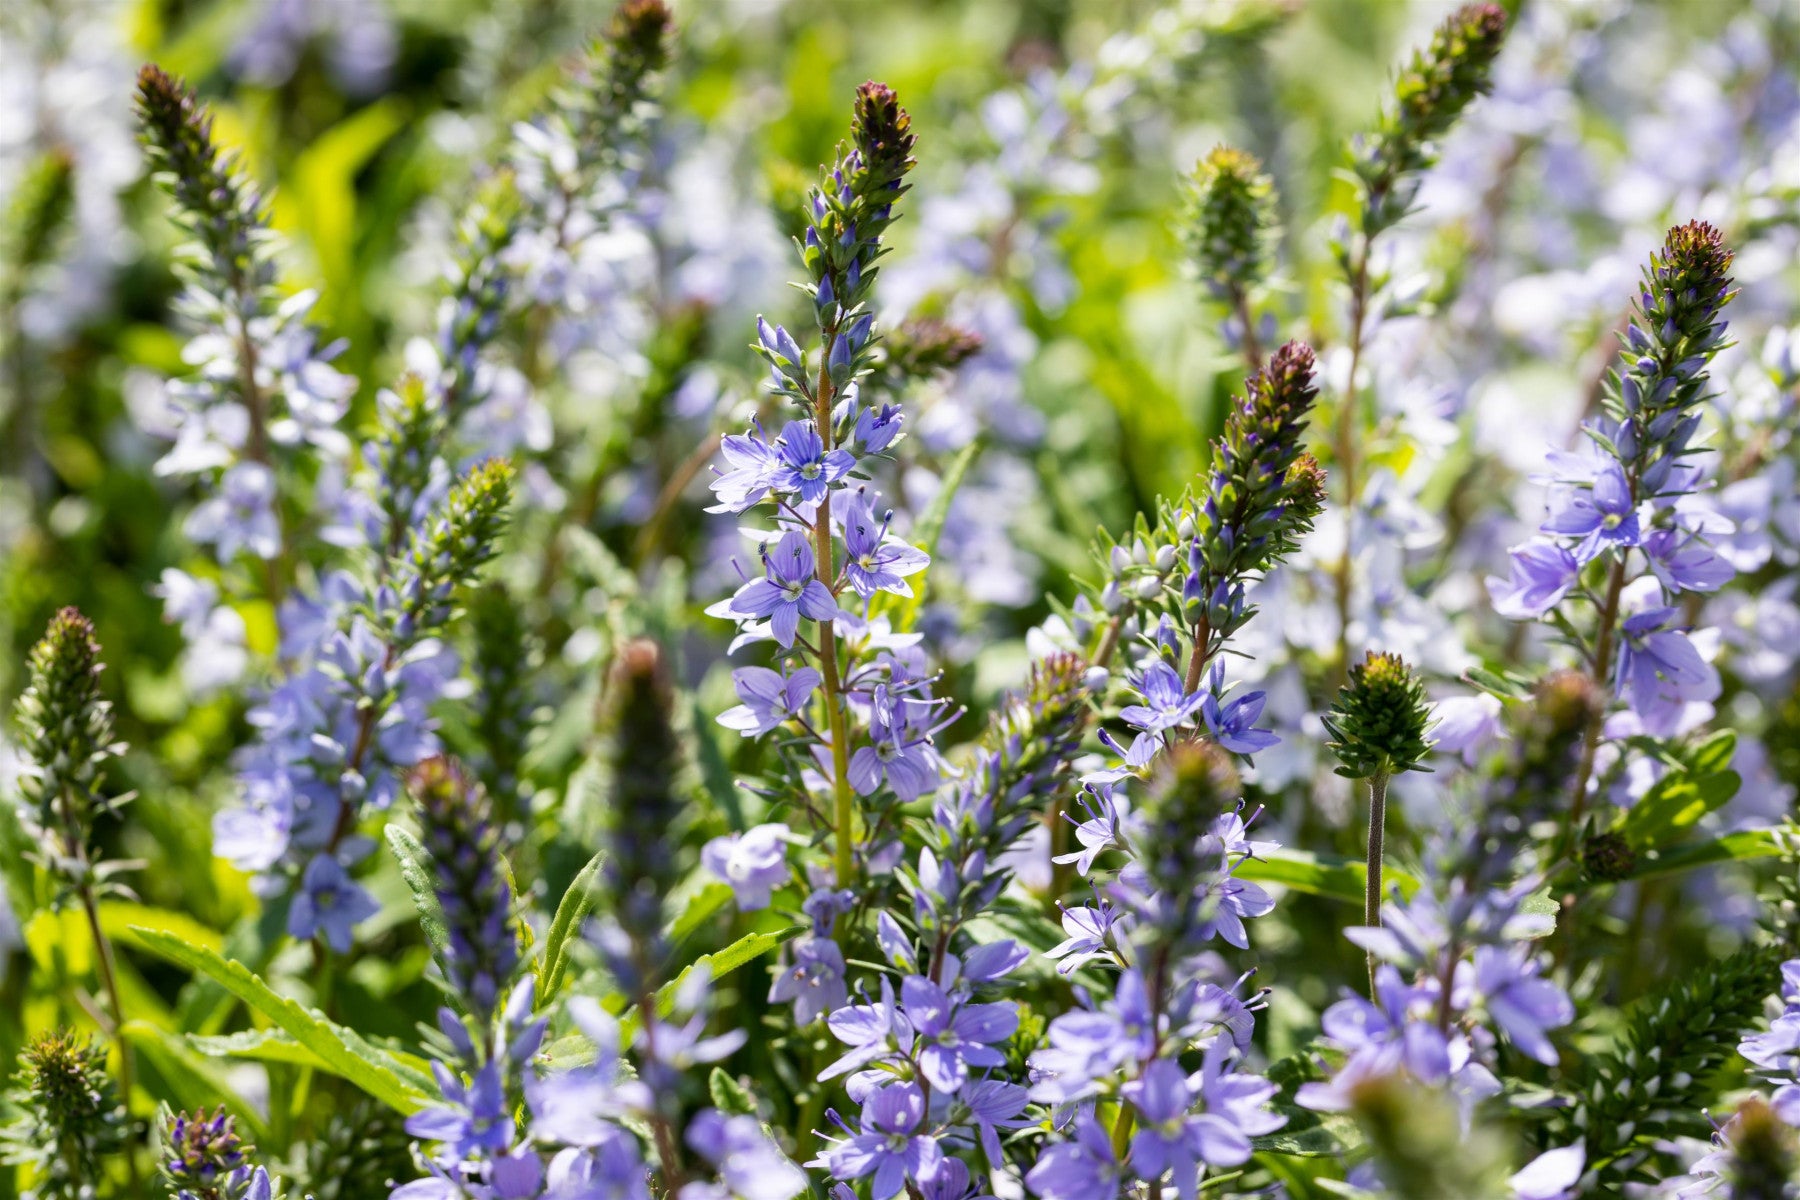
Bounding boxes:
[1620,752,1741,851]
[1237,848,1419,905]
[669,882,735,946]
[186,1027,437,1093]
[872,439,980,632]
[691,691,746,832]
[129,927,433,1114]
[122,1021,270,1142]
[622,926,801,1041]
[101,901,225,956]
[538,849,605,1007]
[1619,828,1786,881]
[1461,665,1535,702]
[709,1067,758,1115]
[386,826,455,984]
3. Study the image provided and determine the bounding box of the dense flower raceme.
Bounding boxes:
[12,4,1800,1199]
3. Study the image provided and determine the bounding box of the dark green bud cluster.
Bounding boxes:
[771,82,918,404]
[1498,668,1599,829]
[291,1098,415,1200]
[1184,341,1327,641]
[438,173,522,415]
[468,581,539,815]
[600,638,684,978]
[394,458,516,637]
[1,1030,127,1195]
[134,65,271,304]
[161,1107,268,1200]
[1326,651,1433,780]
[1608,221,1738,493]
[1581,831,1638,884]
[884,317,984,380]
[1722,1096,1800,1200]
[3,148,76,303]
[1183,145,1277,299]
[930,653,1092,918]
[590,0,674,137]
[1132,741,1240,903]
[409,757,519,1024]
[14,608,123,883]
[1353,4,1508,236]
[1345,1071,1512,1200]
[371,375,451,559]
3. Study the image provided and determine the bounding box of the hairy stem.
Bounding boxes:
[1331,243,1372,690]
[1364,771,1389,996]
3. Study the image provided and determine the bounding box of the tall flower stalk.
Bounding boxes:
[708,81,925,890]
[1330,3,1508,680]
[12,609,137,1183]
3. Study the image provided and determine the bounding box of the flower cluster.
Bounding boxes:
[162,1108,284,1200]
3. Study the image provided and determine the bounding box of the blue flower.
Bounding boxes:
[773,420,856,505]
[717,665,820,737]
[1641,526,1734,594]
[1025,1115,1122,1200]
[841,491,930,598]
[727,530,841,647]
[900,975,1018,1094]
[1200,663,1278,756]
[1541,460,1639,562]
[820,977,913,1081]
[287,854,378,952]
[854,403,904,453]
[1486,539,1579,620]
[1614,605,1719,735]
[1119,661,1206,734]
[406,1059,514,1161]
[707,423,782,514]
[812,1082,943,1200]
[770,935,849,1028]
[848,711,939,800]
[701,823,791,910]
[1471,946,1573,1066]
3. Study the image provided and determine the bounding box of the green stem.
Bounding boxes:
[1364,771,1389,996]
[811,329,856,887]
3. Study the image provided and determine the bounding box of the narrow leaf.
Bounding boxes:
[130,927,432,1114]
[539,849,605,1007]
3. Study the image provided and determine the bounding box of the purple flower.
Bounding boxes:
[687,1111,808,1200]
[287,854,378,952]
[1472,946,1572,1066]
[728,530,841,648]
[1192,871,1275,950]
[1296,967,1450,1110]
[900,975,1018,1094]
[185,461,282,560]
[855,403,904,454]
[1120,662,1206,734]
[717,665,821,737]
[1542,460,1639,562]
[406,1059,514,1160]
[1615,607,1719,735]
[821,977,913,1080]
[953,1077,1030,1163]
[1431,695,1504,766]
[1025,1115,1122,1200]
[1045,901,1124,974]
[841,492,930,598]
[1740,1014,1800,1077]
[770,935,848,1027]
[812,1083,942,1200]
[701,823,790,911]
[1642,526,1734,594]
[773,420,856,505]
[1200,664,1278,756]
[708,423,782,514]
[1487,540,1578,620]
[848,713,939,801]
[1053,784,1124,876]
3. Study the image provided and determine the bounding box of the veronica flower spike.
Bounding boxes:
[727,529,841,648]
